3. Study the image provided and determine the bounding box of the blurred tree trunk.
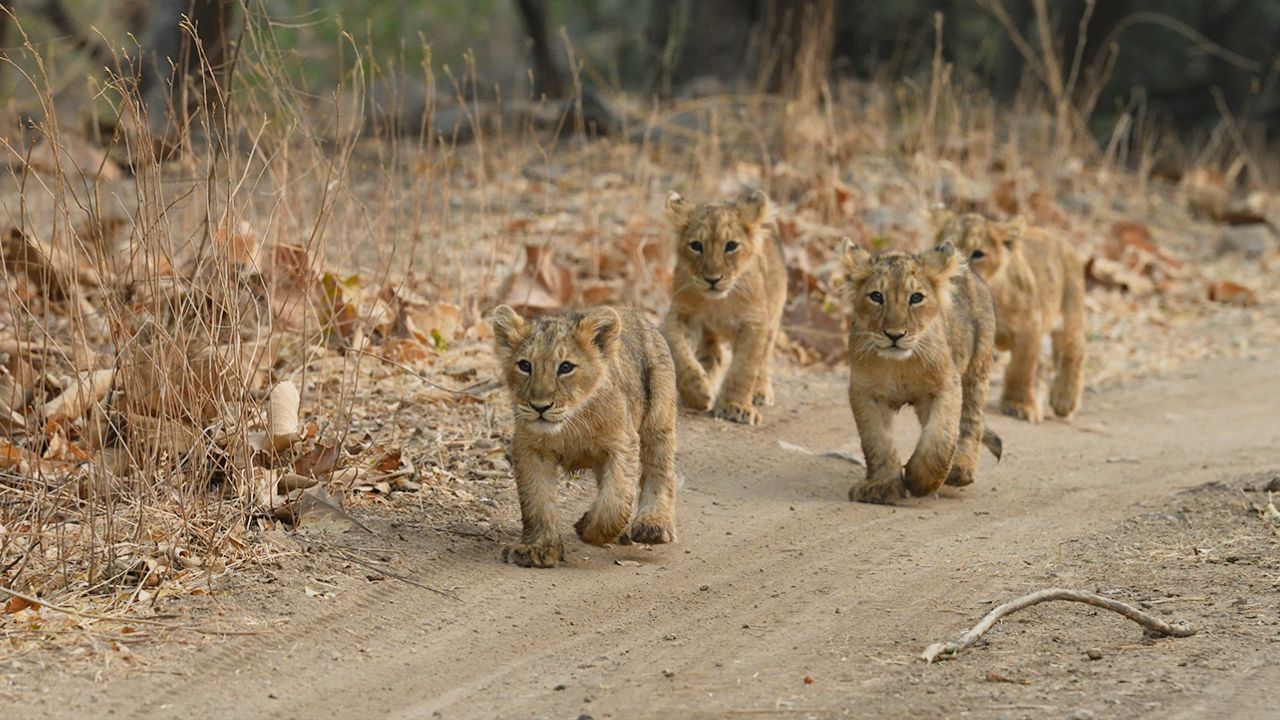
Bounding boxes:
[644,0,680,97]
[514,0,564,99]
[136,0,238,156]
[671,0,757,88]
[658,0,835,97]
[755,0,835,101]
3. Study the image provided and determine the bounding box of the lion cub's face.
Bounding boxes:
[491,306,621,433]
[935,213,1021,284]
[665,190,771,299]
[840,241,959,360]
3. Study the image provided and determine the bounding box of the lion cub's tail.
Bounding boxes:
[981,429,1003,462]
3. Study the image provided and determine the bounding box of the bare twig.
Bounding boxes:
[353,348,500,398]
[334,550,460,601]
[921,588,1196,663]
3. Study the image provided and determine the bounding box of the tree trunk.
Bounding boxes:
[673,0,758,88]
[514,0,564,99]
[137,0,238,154]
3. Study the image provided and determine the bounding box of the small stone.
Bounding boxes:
[1264,476,1280,493]
[699,585,710,591]
[662,669,675,678]
[1066,710,1095,720]
[554,684,567,691]
[1086,648,1104,660]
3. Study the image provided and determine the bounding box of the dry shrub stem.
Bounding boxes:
[921,588,1197,663]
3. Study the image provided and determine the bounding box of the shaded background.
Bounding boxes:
[2,0,1278,143]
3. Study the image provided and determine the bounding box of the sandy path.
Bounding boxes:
[11,353,1280,719]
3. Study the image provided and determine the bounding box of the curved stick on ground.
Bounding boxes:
[921,588,1197,664]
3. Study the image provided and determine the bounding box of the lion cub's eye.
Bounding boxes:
[971,250,985,260]
[689,241,704,253]
[557,361,576,375]
[516,360,533,373]
[909,292,925,305]
[725,241,739,252]
[868,291,884,304]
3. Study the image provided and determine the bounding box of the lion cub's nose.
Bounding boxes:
[884,330,906,343]
[704,276,722,289]
[531,402,553,414]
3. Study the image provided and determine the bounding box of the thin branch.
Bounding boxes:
[333,549,461,601]
[975,0,1049,89]
[921,588,1196,663]
[353,348,501,397]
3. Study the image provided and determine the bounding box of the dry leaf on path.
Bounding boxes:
[497,244,575,315]
[1206,280,1258,307]
[40,369,115,423]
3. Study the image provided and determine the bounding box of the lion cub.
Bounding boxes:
[662,189,787,426]
[936,213,1086,421]
[491,305,679,568]
[841,240,999,503]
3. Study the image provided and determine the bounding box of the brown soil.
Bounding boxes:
[3,350,1279,720]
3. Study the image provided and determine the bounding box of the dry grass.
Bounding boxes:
[0,4,1276,650]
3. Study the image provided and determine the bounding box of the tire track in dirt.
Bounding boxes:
[14,354,1280,719]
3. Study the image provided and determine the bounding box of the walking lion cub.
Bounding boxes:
[492,305,679,568]
[936,212,1086,421]
[841,240,999,503]
[662,189,787,426]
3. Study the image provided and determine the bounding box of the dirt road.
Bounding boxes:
[11,352,1280,719]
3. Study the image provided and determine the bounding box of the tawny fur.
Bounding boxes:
[492,305,679,568]
[935,212,1087,421]
[841,241,998,504]
[661,189,788,426]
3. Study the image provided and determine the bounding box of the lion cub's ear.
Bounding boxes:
[734,189,771,228]
[666,191,693,232]
[923,241,960,286]
[994,217,1026,250]
[491,305,527,351]
[928,203,956,235]
[577,307,622,357]
[839,237,874,283]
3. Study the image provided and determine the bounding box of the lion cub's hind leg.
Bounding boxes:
[1000,332,1043,422]
[946,352,993,488]
[1048,295,1085,419]
[630,355,680,544]
[631,429,678,544]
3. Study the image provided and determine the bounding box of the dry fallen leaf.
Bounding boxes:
[1206,280,1258,307]
[497,244,575,315]
[41,369,115,423]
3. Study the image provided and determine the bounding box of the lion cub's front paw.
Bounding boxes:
[752,381,775,408]
[945,465,975,487]
[575,512,629,547]
[679,379,713,411]
[1001,398,1042,423]
[628,513,677,545]
[1048,388,1078,419]
[711,399,761,426]
[849,476,903,505]
[502,539,565,568]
